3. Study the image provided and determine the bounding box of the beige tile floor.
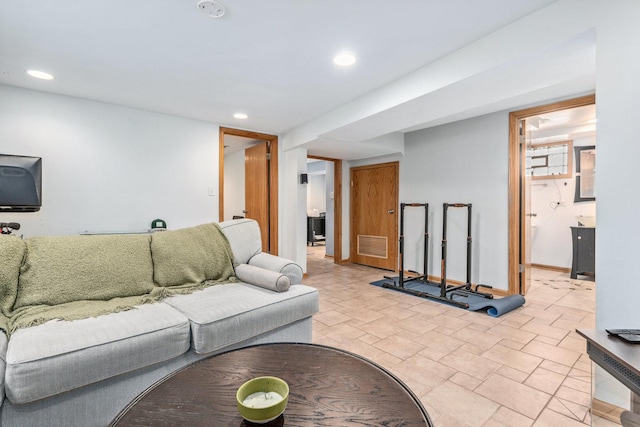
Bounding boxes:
[306,244,619,427]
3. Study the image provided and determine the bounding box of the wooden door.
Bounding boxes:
[245,142,269,252]
[350,162,398,270]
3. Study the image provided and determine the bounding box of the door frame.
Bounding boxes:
[507,94,595,295]
[307,155,343,264]
[219,127,279,255]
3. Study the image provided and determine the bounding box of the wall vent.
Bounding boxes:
[357,235,387,259]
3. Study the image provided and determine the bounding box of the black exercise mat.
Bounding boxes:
[370,277,525,317]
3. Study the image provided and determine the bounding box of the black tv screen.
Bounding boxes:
[0,154,42,212]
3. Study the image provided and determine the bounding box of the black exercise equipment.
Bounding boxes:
[381,202,493,309]
[440,203,493,300]
[384,203,432,288]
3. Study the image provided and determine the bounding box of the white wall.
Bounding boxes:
[223,150,245,220]
[595,0,640,327]
[530,137,596,268]
[306,161,326,215]
[324,161,335,256]
[0,85,220,237]
[591,0,640,410]
[306,175,326,216]
[403,112,509,290]
[280,146,308,271]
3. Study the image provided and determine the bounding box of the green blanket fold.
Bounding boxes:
[4,222,237,337]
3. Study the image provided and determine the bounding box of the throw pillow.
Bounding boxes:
[14,234,155,309]
[150,223,235,287]
[235,263,291,292]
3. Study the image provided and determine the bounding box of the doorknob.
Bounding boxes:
[388,209,395,214]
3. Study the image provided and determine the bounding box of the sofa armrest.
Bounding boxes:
[248,253,303,285]
[235,264,291,292]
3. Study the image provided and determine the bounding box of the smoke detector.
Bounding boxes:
[197,0,226,18]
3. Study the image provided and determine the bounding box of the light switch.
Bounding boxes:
[208,187,215,196]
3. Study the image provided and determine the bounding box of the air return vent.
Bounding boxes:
[357,235,387,259]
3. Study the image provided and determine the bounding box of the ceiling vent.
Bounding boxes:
[197,0,226,18]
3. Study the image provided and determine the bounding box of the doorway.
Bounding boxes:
[508,95,596,295]
[219,127,279,255]
[350,162,399,271]
[306,155,343,268]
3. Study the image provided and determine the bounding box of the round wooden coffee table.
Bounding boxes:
[111,343,433,426]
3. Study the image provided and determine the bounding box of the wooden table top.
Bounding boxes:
[111,343,433,427]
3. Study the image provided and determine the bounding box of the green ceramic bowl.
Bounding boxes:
[236,376,289,424]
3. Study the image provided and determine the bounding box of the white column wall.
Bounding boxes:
[595,0,640,329]
[588,1,640,410]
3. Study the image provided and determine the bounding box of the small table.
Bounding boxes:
[577,329,640,413]
[111,343,433,426]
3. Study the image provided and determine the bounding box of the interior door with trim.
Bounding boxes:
[245,141,269,252]
[350,162,398,271]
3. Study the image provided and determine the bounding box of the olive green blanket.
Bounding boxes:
[0,223,236,335]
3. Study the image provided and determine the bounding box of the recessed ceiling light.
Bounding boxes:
[234,113,248,119]
[26,70,54,80]
[333,53,356,67]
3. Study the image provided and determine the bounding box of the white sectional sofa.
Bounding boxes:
[0,219,319,426]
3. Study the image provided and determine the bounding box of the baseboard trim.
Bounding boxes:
[531,263,572,273]
[592,397,624,424]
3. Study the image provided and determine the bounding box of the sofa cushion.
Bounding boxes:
[150,223,236,287]
[165,283,319,354]
[218,219,262,265]
[4,303,190,404]
[14,234,155,309]
[235,264,291,292]
[0,235,25,317]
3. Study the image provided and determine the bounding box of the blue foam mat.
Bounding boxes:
[370,277,525,317]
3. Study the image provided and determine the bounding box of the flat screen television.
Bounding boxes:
[0,154,42,212]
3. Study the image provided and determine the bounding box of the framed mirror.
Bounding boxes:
[574,145,595,202]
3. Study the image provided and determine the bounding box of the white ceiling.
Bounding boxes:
[527,104,596,144]
[0,0,595,158]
